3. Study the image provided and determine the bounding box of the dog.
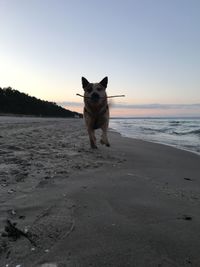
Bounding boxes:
[81,76,110,149]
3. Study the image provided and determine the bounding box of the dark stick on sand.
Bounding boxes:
[3,220,37,246]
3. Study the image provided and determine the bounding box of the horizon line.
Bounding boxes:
[58,101,200,110]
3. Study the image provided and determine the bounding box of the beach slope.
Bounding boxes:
[0,117,200,267]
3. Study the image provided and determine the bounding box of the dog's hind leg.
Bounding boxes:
[88,129,97,149]
[100,126,110,147]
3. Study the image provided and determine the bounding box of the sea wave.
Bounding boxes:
[109,118,200,155]
[169,120,181,126]
[141,127,171,134]
[173,129,200,136]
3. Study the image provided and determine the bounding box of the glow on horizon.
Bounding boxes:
[61,103,200,118]
[0,0,200,117]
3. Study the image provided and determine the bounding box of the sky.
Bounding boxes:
[0,0,200,117]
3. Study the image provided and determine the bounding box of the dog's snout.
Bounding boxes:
[91,92,100,101]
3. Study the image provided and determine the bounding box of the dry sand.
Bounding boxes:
[0,117,200,267]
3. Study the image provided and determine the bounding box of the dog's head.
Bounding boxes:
[82,77,108,104]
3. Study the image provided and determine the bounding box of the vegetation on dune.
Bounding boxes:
[0,87,82,118]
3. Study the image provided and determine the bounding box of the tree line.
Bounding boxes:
[0,87,82,118]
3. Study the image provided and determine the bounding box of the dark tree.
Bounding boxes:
[0,87,82,118]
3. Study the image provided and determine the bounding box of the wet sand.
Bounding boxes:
[0,117,200,267]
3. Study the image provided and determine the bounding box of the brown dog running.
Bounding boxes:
[81,76,110,149]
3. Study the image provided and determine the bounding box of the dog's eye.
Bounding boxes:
[97,87,103,91]
[87,87,92,93]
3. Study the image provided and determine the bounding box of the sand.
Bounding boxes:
[0,117,200,267]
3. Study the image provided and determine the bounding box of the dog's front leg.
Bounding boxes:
[88,128,97,149]
[100,126,110,147]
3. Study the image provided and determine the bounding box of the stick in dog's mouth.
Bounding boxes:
[76,93,125,99]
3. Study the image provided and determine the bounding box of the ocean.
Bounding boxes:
[109,118,200,155]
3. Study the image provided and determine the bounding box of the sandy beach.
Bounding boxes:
[0,117,200,267]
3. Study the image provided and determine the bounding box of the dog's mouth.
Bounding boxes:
[91,92,100,103]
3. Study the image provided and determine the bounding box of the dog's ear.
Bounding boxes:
[99,77,108,88]
[82,77,90,89]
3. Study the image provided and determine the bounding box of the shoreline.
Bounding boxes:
[0,117,200,266]
[0,113,81,119]
[109,127,200,157]
[109,117,200,156]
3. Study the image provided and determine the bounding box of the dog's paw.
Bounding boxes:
[100,139,104,145]
[91,144,98,149]
[100,139,110,147]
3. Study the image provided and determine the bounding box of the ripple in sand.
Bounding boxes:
[40,264,58,267]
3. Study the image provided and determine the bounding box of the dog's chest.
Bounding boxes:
[84,105,108,129]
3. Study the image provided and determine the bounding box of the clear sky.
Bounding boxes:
[0,0,200,117]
